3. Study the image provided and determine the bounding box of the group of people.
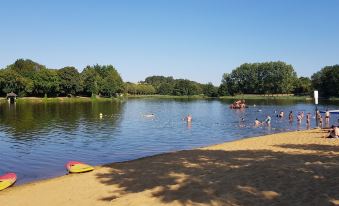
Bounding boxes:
[316,110,331,127]
[287,111,312,125]
[254,110,332,128]
[229,99,246,109]
[254,115,271,126]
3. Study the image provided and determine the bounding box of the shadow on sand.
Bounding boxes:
[96,145,339,205]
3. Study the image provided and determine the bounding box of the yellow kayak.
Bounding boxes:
[0,173,17,191]
[66,161,94,173]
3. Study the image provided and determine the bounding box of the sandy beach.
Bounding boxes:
[0,129,338,206]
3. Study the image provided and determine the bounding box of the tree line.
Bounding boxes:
[0,59,124,97]
[0,59,338,98]
[124,76,218,97]
[219,61,338,97]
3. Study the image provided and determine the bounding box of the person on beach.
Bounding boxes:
[289,111,293,121]
[301,112,304,119]
[325,109,330,125]
[327,125,339,138]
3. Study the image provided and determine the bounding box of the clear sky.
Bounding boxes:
[1,0,338,85]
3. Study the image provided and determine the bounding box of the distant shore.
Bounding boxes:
[0,96,120,103]
[0,94,337,103]
[0,129,338,206]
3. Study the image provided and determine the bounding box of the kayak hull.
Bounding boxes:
[0,173,17,191]
[66,161,94,173]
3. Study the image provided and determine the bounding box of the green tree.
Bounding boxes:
[58,67,82,96]
[202,83,218,97]
[0,69,33,96]
[221,61,298,95]
[157,82,174,95]
[82,64,124,97]
[293,77,312,95]
[8,59,46,78]
[144,76,174,88]
[173,79,201,96]
[101,69,124,97]
[218,83,228,96]
[81,66,101,96]
[311,65,339,97]
[32,69,60,97]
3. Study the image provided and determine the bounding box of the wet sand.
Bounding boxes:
[0,129,338,206]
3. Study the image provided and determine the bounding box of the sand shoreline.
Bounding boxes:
[1,129,338,206]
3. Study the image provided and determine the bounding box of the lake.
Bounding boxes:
[0,98,338,184]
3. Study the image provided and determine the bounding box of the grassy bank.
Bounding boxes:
[125,94,214,99]
[126,94,315,100]
[1,94,337,102]
[1,96,122,103]
[219,94,313,100]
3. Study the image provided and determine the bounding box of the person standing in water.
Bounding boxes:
[186,114,192,122]
[306,113,311,124]
[289,111,293,122]
[264,115,271,126]
[325,109,330,125]
[297,113,302,123]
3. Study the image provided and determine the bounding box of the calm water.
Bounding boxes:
[0,98,338,184]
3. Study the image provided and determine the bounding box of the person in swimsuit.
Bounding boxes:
[325,109,330,125]
[289,111,293,121]
[186,114,192,122]
[279,111,284,118]
[255,118,261,126]
[297,113,302,124]
[306,113,311,124]
[327,125,339,138]
[264,115,271,126]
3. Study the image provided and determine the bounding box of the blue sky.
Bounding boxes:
[0,0,338,85]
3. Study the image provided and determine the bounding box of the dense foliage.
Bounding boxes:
[0,59,337,98]
[219,62,298,95]
[311,65,339,97]
[142,76,218,97]
[0,59,124,97]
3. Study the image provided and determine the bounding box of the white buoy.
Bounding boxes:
[99,113,103,118]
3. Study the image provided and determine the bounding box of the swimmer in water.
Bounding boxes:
[289,111,293,121]
[186,114,192,122]
[144,113,155,118]
[255,118,261,126]
[279,111,284,118]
